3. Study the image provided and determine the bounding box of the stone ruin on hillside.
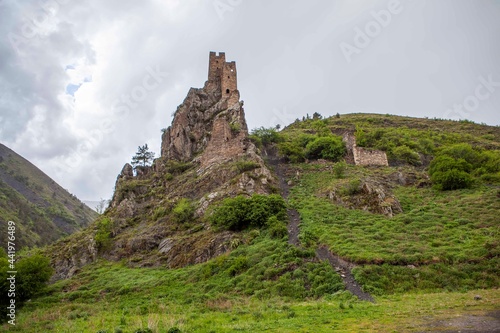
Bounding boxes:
[342,132,388,166]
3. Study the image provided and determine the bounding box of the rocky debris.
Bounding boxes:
[316,246,375,303]
[328,179,403,217]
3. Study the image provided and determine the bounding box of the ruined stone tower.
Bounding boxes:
[208,51,239,105]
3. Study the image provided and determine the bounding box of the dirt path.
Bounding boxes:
[265,149,300,246]
[265,149,374,302]
[316,246,375,302]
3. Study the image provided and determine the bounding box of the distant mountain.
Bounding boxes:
[0,143,98,250]
[82,201,101,213]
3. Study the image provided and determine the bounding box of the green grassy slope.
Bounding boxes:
[0,143,97,250]
[4,114,500,332]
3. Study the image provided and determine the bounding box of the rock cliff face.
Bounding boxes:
[50,52,275,280]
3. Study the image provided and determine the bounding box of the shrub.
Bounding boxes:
[429,154,474,190]
[267,216,288,239]
[340,179,362,196]
[438,143,481,167]
[333,160,347,178]
[209,194,286,231]
[95,217,113,250]
[1,253,53,322]
[431,169,473,191]
[391,145,421,166]
[165,161,192,175]
[278,141,305,163]
[235,160,260,173]
[250,127,283,146]
[173,198,195,223]
[430,156,472,174]
[305,136,346,161]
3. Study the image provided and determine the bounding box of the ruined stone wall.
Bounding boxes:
[200,104,248,168]
[342,132,388,166]
[354,147,388,166]
[342,132,356,164]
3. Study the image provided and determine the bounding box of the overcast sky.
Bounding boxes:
[0,0,499,202]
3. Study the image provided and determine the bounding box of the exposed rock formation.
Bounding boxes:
[328,179,403,217]
[50,52,275,280]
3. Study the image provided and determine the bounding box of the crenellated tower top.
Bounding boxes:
[208,51,239,104]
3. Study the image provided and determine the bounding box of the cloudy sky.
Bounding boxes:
[0,0,499,202]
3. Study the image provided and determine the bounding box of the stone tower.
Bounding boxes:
[208,51,239,105]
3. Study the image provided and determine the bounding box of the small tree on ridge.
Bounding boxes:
[131,144,155,168]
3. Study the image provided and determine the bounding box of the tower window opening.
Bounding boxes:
[226,89,230,94]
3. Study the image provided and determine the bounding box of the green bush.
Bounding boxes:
[209,194,286,231]
[438,143,481,167]
[165,161,192,175]
[305,136,346,161]
[1,253,53,322]
[173,198,195,223]
[430,155,472,174]
[278,141,305,163]
[429,150,476,190]
[235,160,260,173]
[250,127,283,146]
[95,217,113,249]
[267,216,288,239]
[333,160,347,178]
[431,169,473,191]
[391,145,421,166]
[16,254,53,301]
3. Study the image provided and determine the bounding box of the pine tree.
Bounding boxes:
[131,144,155,168]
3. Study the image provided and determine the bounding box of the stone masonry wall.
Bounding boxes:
[342,133,388,166]
[354,146,388,166]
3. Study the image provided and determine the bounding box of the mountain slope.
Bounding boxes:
[8,113,500,333]
[0,143,97,249]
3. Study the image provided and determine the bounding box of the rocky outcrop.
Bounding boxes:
[48,234,98,281]
[328,179,403,217]
[50,52,275,280]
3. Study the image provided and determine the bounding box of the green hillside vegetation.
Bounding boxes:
[0,144,97,250]
[4,114,499,332]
